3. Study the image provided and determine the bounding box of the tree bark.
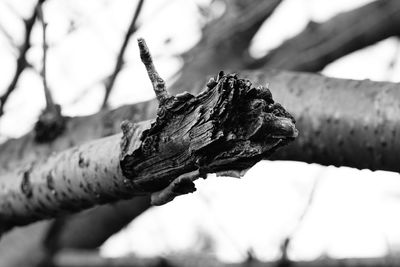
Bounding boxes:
[1,69,399,266]
[246,69,400,171]
[0,72,296,232]
[2,68,400,263]
[3,0,399,265]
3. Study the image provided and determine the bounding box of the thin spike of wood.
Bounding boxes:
[137,38,170,103]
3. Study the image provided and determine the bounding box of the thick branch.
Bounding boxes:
[0,72,296,231]
[0,2,282,256]
[2,69,400,260]
[170,0,282,95]
[249,0,400,71]
[242,69,400,171]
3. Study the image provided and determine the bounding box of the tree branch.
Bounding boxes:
[137,38,170,104]
[0,0,45,117]
[0,53,297,232]
[2,69,400,263]
[248,0,400,71]
[34,2,66,143]
[170,0,282,95]
[278,173,322,266]
[101,0,145,109]
[243,69,400,171]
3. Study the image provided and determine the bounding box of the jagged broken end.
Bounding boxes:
[119,71,298,205]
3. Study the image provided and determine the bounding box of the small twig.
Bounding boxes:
[137,38,170,104]
[101,0,145,109]
[34,2,66,143]
[0,23,18,50]
[37,3,56,111]
[0,0,44,117]
[278,173,323,266]
[386,38,400,81]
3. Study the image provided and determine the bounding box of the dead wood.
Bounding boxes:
[0,68,297,233]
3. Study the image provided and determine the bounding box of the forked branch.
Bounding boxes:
[0,0,45,117]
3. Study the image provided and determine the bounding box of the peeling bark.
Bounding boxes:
[0,72,296,232]
[249,0,400,71]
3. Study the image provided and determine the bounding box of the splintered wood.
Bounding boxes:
[0,39,297,232]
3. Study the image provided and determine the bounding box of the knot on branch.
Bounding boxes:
[34,104,67,143]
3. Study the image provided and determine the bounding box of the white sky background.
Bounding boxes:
[1,0,400,263]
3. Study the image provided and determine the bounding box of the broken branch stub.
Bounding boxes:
[0,72,297,230]
[0,38,297,230]
[120,71,298,204]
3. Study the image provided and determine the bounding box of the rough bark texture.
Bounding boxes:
[0,101,157,171]
[2,0,400,262]
[2,69,400,265]
[0,72,296,231]
[248,0,400,71]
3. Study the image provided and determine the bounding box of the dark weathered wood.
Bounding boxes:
[2,69,400,265]
[0,72,296,232]
[0,2,284,259]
